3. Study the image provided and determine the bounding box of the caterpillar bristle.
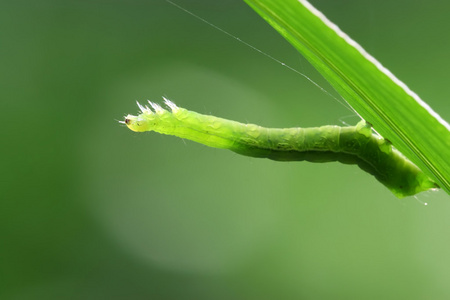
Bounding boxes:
[163,97,179,112]
[148,101,164,114]
[136,101,147,113]
[135,98,179,115]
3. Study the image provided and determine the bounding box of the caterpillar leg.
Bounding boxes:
[355,120,373,138]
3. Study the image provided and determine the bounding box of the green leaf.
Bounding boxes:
[244,0,450,195]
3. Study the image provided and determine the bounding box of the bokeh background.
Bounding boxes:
[2,0,450,299]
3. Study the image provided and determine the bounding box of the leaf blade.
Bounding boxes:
[244,0,450,195]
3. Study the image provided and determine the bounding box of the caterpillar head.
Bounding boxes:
[123,98,180,133]
[123,115,151,132]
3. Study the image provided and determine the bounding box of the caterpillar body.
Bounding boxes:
[123,98,438,198]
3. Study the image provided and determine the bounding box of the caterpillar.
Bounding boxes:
[122,98,439,198]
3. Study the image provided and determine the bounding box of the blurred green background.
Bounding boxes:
[2,0,450,299]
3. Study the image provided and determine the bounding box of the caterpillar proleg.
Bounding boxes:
[123,98,438,198]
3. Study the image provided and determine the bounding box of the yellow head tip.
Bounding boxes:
[124,115,148,132]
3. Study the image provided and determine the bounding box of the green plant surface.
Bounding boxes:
[244,0,450,195]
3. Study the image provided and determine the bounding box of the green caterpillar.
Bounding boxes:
[122,98,438,198]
